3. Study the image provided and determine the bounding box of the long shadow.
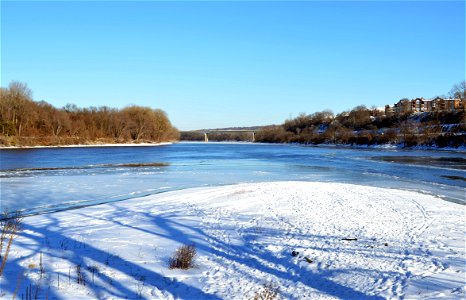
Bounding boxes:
[88,200,465,299]
[4,200,448,299]
[4,224,135,299]
[147,210,386,300]
[78,202,390,299]
[1,229,62,299]
[2,213,221,300]
[80,206,412,263]
[82,202,441,299]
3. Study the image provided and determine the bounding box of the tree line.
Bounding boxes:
[180,131,254,142]
[0,81,179,146]
[255,108,465,147]
[255,82,465,148]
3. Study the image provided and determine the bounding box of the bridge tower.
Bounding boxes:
[204,132,209,142]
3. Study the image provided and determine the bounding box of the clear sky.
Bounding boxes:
[1,1,464,130]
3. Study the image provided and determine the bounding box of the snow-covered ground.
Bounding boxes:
[0,182,464,299]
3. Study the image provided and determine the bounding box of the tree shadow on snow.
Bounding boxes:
[71,203,392,299]
[1,213,221,300]
[2,200,460,299]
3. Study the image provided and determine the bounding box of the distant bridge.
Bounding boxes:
[180,130,256,142]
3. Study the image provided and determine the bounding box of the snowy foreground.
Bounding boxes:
[1,182,464,299]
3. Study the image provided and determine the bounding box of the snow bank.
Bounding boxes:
[0,182,464,299]
[0,142,172,149]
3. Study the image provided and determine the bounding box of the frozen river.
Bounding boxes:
[1,142,465,214]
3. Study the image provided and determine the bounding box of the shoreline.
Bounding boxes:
[182,140,466,152]
[0,141,173,150]
[2,140,465,152]
[6,179,465,221]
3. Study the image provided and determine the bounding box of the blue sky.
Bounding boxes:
[1,1,464,130]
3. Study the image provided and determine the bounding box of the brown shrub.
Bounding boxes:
[168,244,196,269]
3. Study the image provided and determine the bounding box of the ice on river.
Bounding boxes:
[0,182,464,299]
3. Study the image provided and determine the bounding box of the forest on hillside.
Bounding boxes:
[254,108,465,148]
[0,82,179,146]
[254,82,465,148]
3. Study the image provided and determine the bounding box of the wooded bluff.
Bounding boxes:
[0,82,179,146]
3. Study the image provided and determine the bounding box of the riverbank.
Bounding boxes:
[0,141,173,149]
[3,139,465,152]
[0,134,178,149]
[178,140,466,152]
[310,142,466,152]
[1,182,464,299]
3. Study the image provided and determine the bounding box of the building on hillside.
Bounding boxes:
[453,99,464,109]
[384,104,394,114]
[385,97,464,115]
[431,97,463,111]
[412,98,425,112]
[424,99,434,112]
[393,99,412,114]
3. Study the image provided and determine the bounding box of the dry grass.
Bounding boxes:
[168,244,196,269]
[0,211,23,277]
[76,264,86,285]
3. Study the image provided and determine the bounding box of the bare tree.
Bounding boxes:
[0,81,179,145]
[449,81,466,100]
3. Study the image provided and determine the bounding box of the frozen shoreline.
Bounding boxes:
[2,140,465,152]
[309,142,466,152]
[0,182,464,299]
[0,142,173,150]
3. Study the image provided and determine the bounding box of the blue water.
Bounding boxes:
[0,142,465,215]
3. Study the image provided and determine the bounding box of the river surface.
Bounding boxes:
[0,142,465,215]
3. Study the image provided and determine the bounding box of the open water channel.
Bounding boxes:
[1,142,465,215]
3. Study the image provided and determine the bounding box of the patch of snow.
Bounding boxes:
[0,142,172,149]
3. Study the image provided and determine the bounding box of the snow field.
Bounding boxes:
[0,181,464,299]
